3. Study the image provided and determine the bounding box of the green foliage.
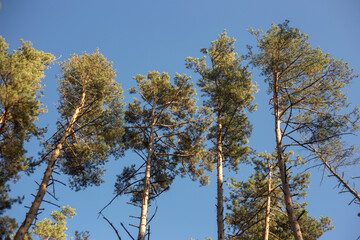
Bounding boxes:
[0,36,53,181]
[115,71,209,203]
[186,31,256,171]
[0,36,54,238]
[250,21,359,167]
[0,183,23,240]
[31,206,76,240]
[51,50,124,190]
[226,153,333,239]
[0,215,18,240]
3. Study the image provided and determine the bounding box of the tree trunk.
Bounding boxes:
[137,155,152,240]
[14,91,86,240]
[273,72,303,240]
[217,111,225,240]
[138,107,155,240]
[15,142,63,240]
[264,160,272,240]
[0,107,10,135]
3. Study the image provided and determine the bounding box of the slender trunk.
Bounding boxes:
[137,155,152,240]
[264,161,272,240]
[273,72,303,240]
[138,107,156,240]
[217,110,225,240]
[14,91,86,240]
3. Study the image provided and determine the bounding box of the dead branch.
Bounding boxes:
[101,213,122,240]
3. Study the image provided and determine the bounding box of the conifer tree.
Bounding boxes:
[0,36,54,239]
[226,152,333,240]
[249,21,359,239]
[15,50,124,239]
[186,31,256,240]
[114,71,208,240]
[31,206,76,240]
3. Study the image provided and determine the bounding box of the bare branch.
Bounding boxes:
[101,213,122,240]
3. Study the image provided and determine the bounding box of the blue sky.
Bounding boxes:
[1,0,360,239]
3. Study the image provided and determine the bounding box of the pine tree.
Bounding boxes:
[249,21,359,239]
[0,36,54,239]
[15,50,124,239]
[226,152,333,240]
[114,71,208,240]
[186,31,256,240]
[31,206,76,240]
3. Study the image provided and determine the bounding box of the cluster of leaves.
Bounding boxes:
[115,71,209,203]
[53,50,124,191]
[186,31,256,171]
[0,37,53,181]
[31,206,76,240]
[250,20,359,169]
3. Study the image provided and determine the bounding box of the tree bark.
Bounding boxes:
[0,107,10,135]
[264,160,272,240]
[273,72,303,240]
[137,106,155,240]
[216,111,225,240]
[14,90,86,240]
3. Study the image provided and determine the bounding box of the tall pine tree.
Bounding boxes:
[15,50,124,239]
[186,31,256,240]
[0,37,54,239]
[249,21,359,239]
[114,71,208,240]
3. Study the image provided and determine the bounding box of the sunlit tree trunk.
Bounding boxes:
[0,107,10,135]
[273,72,303,240]
[264,160,272,240]
[14,89,86,240]
[216,109,224,240]
[138,105,156,240]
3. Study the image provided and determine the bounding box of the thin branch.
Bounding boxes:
[30,194,60,208]
[98,162,146,214]
[147,206,158,225]
[120,222,135,240]
[101,213,122,240]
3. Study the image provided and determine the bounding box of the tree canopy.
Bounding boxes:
[31,206,76,240]
[0,37,54,240]
[0,20,359,240]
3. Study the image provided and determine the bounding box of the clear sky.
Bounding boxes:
[1,0,360,239]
